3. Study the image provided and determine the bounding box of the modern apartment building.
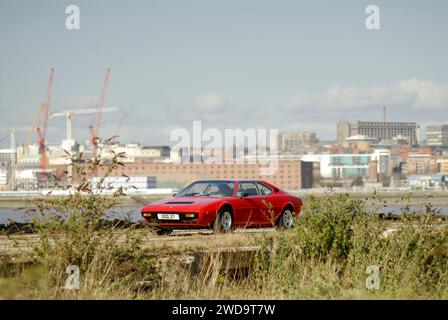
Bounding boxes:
[301,149,391,179]
[402,154,437,175]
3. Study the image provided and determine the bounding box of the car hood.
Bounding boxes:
[142,196,224,210]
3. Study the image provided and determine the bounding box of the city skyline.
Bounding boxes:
[1,0,448,148]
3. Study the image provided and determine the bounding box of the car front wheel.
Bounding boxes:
[213,209,233,233]
[277,208,294,230]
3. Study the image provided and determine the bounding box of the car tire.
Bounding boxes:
[277,208,294,230]
[156,229,173,236]
[212,208,233,233]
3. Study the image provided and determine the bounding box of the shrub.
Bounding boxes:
[294,193,366,262]
[11,141,158,299]
[253,192,448,299]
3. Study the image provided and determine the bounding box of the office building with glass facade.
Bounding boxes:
[301,149,391,179]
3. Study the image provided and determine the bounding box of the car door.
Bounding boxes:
[232,182,261,227]
[255,182,281,226]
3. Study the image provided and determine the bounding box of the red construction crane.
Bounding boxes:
[89,67,111,158]
[36,68,55,184]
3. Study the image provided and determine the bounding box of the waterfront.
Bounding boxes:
[1,204,448,225]
[1,189,448,226]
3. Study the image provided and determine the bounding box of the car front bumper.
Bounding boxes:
[141,211,210,228]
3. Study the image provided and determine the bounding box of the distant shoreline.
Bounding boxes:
[0,194,165,208]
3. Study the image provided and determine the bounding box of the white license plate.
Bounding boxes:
[157,213,180,220]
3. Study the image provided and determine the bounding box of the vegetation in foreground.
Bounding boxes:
[1,146,448,299]
[1,192,447,299]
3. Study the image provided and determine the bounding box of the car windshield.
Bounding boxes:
[176,181,235,198]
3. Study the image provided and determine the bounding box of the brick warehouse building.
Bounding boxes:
[80,158,314,190]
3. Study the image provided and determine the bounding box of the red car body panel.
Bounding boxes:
[141,180,302,230]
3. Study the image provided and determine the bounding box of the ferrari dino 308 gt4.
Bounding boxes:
[141,180,302,235]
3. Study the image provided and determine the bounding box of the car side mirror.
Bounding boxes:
[240,192,249,198]
[172,192,177,197]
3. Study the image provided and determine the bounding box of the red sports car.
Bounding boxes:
[141,179,302,235]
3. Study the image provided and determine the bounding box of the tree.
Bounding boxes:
[351,176,364,187]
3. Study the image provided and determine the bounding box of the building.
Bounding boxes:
[0,168,9,185]
[278,132,319,152]
[16,144,40,169]
[405,175,446,190]
[436,158,448,175]
[368,160,379,182]
[402,153,437,175]
[141,146,171,159]
[100,144,171,163]
[0,149,16,166]
[90,159,313,190]
[337,121,358,144]
[337,121,418,145]
[301,149,391,179]
[0,149,16,187]
[48,144,72,165]
[91,176,157,190]
[345,135,377,144]
[426,124,448,147]
[371,149,392,176]
[341,135,378,153]
[329,154,369,178]
[14,169,40,191]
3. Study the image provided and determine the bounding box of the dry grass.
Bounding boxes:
[2,142,448,299]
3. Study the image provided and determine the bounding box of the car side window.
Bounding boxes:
[206,182,235,197]
[236,185,243,197]
[237,182,260,197]
[256,182,273,196]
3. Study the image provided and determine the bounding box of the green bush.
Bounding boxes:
[7,142,158,299]
[253,192,448,299]
[295,193,365,262]
[3,179,448,299]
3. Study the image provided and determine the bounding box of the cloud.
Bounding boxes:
[288,78,448,111]
[17,80,447,147]
[194,93,235,113]
[170,80,448,143]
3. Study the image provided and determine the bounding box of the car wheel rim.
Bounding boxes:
[221,211,232,231]
[283,210,293,229]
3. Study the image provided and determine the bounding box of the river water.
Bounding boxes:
[0,206,145,225]
[1,205,448,225]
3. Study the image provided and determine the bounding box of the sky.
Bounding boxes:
[0,0,447,147]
